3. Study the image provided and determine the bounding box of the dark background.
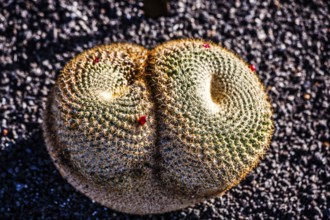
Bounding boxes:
[0,0,329,219]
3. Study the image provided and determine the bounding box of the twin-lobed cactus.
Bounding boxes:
[43,39,273,214]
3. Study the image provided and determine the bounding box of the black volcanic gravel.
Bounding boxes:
[0,0,329,219]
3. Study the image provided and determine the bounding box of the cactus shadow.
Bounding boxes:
[0,128,189,219]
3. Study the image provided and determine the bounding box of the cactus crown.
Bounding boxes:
[43,39,273,215]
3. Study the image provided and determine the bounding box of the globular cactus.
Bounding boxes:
[43,39,273,215]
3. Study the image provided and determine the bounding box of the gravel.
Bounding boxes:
[0,0,329,219]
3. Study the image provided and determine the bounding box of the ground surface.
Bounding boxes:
[0,0,329,219]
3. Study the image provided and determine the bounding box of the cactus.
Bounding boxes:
[43,39,273,215]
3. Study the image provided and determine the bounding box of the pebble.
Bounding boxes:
[303,93,311,100]
[2,129,8,137]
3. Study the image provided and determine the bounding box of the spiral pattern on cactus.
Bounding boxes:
[43,39,273,215]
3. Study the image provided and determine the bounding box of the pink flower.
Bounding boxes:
[203,43,211,49]
[93,57,99,65]
[138,116,147,126]
[250,64,256,71]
